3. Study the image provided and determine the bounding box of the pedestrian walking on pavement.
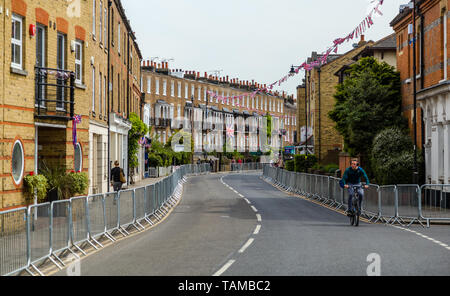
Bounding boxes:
[111,160,126,192]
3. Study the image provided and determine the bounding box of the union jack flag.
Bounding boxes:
[226,124,234,138]
[72,115,82,146]
[73,115,82,124]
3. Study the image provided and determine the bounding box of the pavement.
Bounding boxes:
[124,176,166,190]
[51,171,450,276]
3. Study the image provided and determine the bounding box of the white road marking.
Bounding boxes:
[264,174,450,253]
[251,206,258,213]
[244,198,251,204]
[256,214,262,222]
[239,238,254,253]
[213,260,235,276]
[253,225,261,235]
[393,226,450,252]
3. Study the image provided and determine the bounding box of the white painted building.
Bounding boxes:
[109,113,132,187]
[89,120,109,194]
[418,81,450,184]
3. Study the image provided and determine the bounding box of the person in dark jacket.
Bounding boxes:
[341,159,370,216]
[110,160,124,192]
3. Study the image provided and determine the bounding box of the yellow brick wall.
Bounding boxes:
[142,68,287,139]
[0,0,91,209]
[307,42,374,164]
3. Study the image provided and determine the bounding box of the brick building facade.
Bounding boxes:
[0,0,143,208]
[0,0,91,209]
[141,63,291,169]
[391,0,450,184]
[302,40,373,165]
[87,0,142,194]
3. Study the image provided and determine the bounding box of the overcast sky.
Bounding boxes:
[122,0,408,99]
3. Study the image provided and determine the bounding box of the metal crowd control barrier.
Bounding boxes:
[87,194,113,246]
[134,187,147,229]
[379,186,400,225]
[361,185,381,222]
[262,167,450,228]
[0,164,210,276]
[118,189,136,234]
[329,177,344,209]
[0,207,28,276]
[71,196,96,255]
[27,203,51,276]
[420,184,450,227]
[104,192,122,238]
[0,164,210,275]
[396,185,422,226]
[50,200,71,268]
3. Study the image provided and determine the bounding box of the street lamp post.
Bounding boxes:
[290,65,308,158]
[412,0,419,183]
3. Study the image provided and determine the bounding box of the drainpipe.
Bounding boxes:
[318,66,322,163]
[419,8,425,89]
[126,32,130,184]
[412,0,419,183]
[304,75,308,159]
[126,33,130,119]
[107,0,112,192]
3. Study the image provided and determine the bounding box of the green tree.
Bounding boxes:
[329,57,407,174]
[128,113,149,182]
[371,127,424,185]
[294,154,318,172]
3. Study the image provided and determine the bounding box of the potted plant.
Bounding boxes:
[64,171,89,198]
[39,161,67,202]
[23,172,49,205]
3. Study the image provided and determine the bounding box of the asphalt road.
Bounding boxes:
[55,172,450,276]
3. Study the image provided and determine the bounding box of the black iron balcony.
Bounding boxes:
[154,118,171,128]
[35,67,75,121]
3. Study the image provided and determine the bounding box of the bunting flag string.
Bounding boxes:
[204,0,384,102]
[39,69,71,79]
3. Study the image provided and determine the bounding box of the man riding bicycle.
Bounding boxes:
[341,159,370,216]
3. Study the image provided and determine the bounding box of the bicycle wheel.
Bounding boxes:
[350,212,354,226]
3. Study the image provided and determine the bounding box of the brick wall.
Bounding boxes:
[306,43,373,164]
[391,0,450,150]
[142,67,289,148]
[0,0,91,209]
[296,85,306,144]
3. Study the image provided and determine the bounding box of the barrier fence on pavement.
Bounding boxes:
[0,163,210,276]
[263,165,450,228]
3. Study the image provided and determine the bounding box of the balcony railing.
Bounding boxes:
[35,67,75,120]
[154,118,171,128]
